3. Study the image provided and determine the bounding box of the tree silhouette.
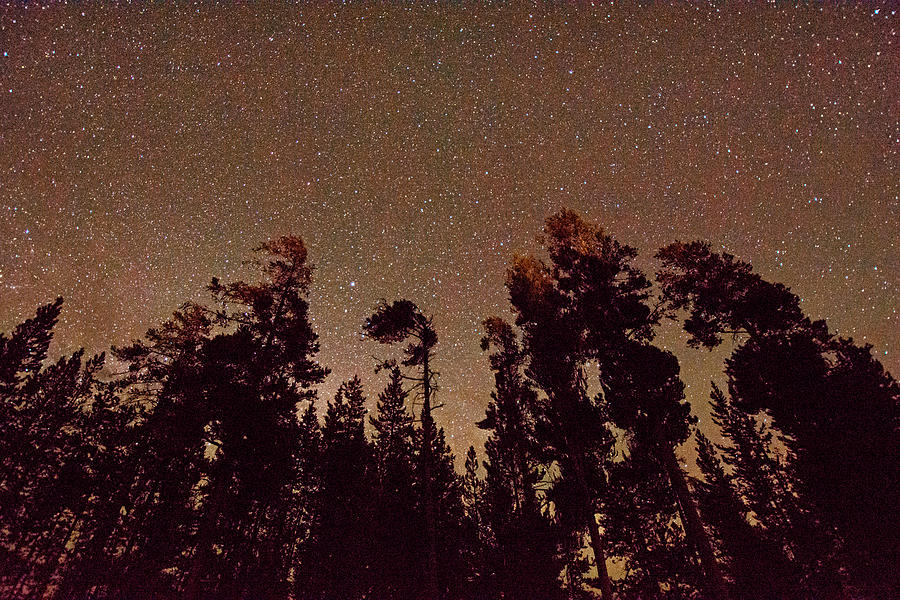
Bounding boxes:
[602,343,729,599]
[107,236,326,598]
[364,299,443,599]
[705,382,838,596]
[195,236,327,597]
[477,316,564,599]
[2,223,896,600]
[506,210,729,599]
[369,367,420,600]
[694,430,793,599]
[658,240,900,596]
[0,299,120,598]
[602,442,701,599]
[107,304,215,597]
[291,397,324,598]
[505,209,658,599]
[305,376,376,599]
[460,444,486,595]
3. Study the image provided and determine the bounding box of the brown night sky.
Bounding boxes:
[1,4,897,457]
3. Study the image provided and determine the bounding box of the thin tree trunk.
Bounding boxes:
[516,448,535,517]
[571,455,614,600]
[184,470,229,599]
[421,350,440,600]
[661,447,730,600]
[41,512,83,599]
[627,497,661,597]
[585,508,615,600]
[119,491,150,578]
[25,513,78,600]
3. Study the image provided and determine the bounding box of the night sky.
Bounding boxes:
[2,4,897,457]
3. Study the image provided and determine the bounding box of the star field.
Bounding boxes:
[1,4,897,457]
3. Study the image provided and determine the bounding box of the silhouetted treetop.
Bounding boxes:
[0,297,63,396]
[656,241,814,348]
[659,239,900,596]
[112,303,212,386]
[3,220,897,600]
[207,234,326,388]
[364,299,437,369]
[543,208,655,343]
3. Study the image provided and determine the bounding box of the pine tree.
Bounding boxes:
[602,343,729,600]
[505,247,617,600]
[51,382,142,599]
[657,241,900,596]
[0,298,64,515]
[364,299,443,599]
[291,397,323,598]
[109,236,327,597]
[369,367,419,600]
[506,210,728,599]
[306,376,375,599]
[420,423,468,598]
[107,304,215,597]
[693,430,801,600]
[371,367,415,488]
[477,316,563,599]
[0,299,116,598]
[602,441,701,599]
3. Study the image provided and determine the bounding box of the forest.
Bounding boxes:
[0,209,897,600]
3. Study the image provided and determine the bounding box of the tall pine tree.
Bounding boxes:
[657,240,900,596]
[307,376,375,599]
[477,316,563,599]
[369,367,420,600]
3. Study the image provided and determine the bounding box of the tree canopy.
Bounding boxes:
[1,219,895,600]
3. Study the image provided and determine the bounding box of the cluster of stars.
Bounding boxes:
[1,4,896,457]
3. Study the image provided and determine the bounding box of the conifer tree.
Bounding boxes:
[371,367,416,489]
[420,421,468,598]
[0,299,115,598]
[602,343,729,599]
[108,304,215,596]
[602,441,701,599]
[657,241,900,596]
[291,398,323,598]
[52,383,142,599]
[504,212,632,600]
[309,376,375,599]
[111,236,327,597]
[364,299,443,599]
[0,298,65,512]
[369,367,419,600]
[477,316,563,599]
[693,430,801,600]
[506,210,728,599]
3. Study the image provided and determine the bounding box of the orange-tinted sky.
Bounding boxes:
[2,4,897,457]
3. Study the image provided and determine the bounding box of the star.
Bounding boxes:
[0,3,896,459]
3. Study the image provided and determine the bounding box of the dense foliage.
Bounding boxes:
[1,215,896,599]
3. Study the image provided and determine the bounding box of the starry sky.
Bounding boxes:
[1,4,897,458]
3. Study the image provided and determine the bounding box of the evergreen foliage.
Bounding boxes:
[0,221,895,599]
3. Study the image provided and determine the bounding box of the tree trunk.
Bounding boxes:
[661,447,730,600]
[571,455,614,600]
[628,499,661,597]
[184,468,229,599]
[41,512,83,599]
[585,506,615,600]
[421,351,440,600]
[516,446,538,519]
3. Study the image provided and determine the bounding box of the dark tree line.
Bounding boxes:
[1,212,896,599]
